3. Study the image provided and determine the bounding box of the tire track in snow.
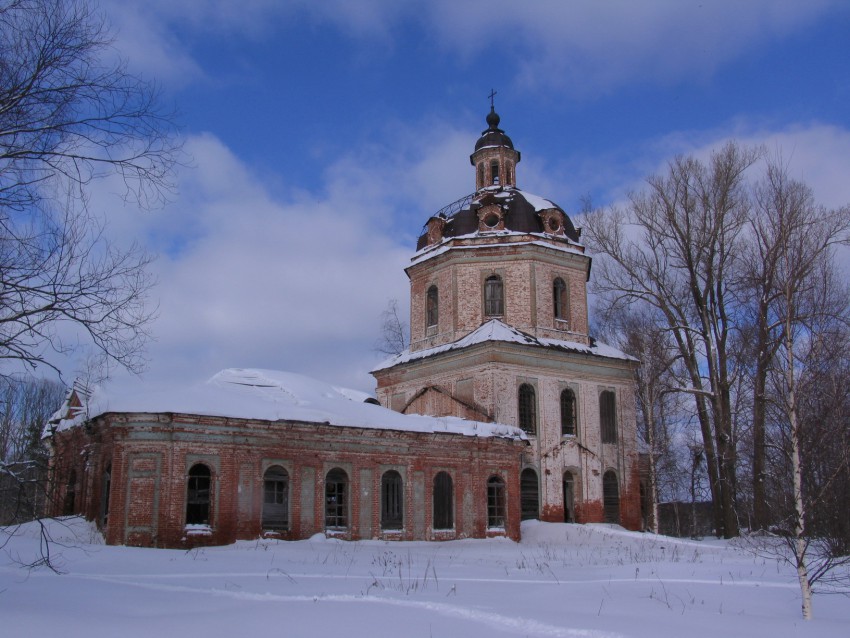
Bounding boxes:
[73,573,625,638]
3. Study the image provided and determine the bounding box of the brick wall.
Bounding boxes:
[48,414,525,548]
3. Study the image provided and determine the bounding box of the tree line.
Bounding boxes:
[584,143,850,618]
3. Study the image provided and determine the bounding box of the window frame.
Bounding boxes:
[432,471,454,530]
[484,274,504,317]
[560,387,577,437]
[426,285,439,329]
[520,468,540,521]
[518,383,537,435]
[324,468,349,530]
[603,470,620,524]
[487,475,506,529]
[262,465,290,531]
[186,463,212,526]
[553,277,569,322]
[600,390,617,444]
[380,470,404,531]
[563,471,575,523]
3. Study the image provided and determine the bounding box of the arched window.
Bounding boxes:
[64,468,77,515]
[477,162,485,187]
[518,383,536,435]
[506,162,514,186]
[563,472,575,523]
[262,465,289,530]
[484,275,504,317]
[520,468,539,521]
[553,277,568,321]
[381,470,403,530]
[560,388,577,436]
[186,464,211,525]
[487,475,506,528]
[433,472,454,530]
[600,390,617,443]
[490,160,500,185]
[426,285,439,328]
[603,470,620,524]
[101,464,111,526]
[325,468,349,530]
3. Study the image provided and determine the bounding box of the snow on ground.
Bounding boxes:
[1,518,847,637]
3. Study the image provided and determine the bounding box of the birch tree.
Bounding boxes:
[753,165,850,619]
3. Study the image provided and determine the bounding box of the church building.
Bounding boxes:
[372,106,643,529]
[44,106,643,549]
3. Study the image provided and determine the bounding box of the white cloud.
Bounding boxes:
[99,0,845,96]
[88,122,497,395]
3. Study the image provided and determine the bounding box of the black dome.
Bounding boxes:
[474,107,515,152]
[416,187,580,250]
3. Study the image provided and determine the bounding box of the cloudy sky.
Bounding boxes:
[56,0,850,394]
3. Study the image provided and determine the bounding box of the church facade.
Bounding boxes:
[372,107,643,529]
[44,107,644,548]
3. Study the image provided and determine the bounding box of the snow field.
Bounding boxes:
[1,518,847,637]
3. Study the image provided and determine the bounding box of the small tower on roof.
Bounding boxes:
[470,92,521,190]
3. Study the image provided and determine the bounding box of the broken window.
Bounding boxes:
[433,471,454,530]
[325,468,348,530]
[262,465,289,530]
[518,383,536,435]
[560,388,577,436]
[600,390,617,443]
[487,475,506,528]
[186,464,211,525]
[520,468,539,521]
[381,470,403,530]
[603,470,620,524]
[484,275,504,317]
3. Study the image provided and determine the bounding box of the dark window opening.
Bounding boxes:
[563,472,575,523]
[600,391,617,443]
[262,465,289,530]
[553,277,568,320]
[64,468,77,516]
[487,475,506,528]
[484,275,504,316]
[520,468,539,521]
[603,471,620,524]
[325,468,349,530]
[491,161,500,184]
[381,470,404,530]
[186,464,211,525]
[477,162,485,187]
[433,472,454,530]
[101,464,111,526]
[518,384,536,435]
[560,388,576,436]
[426,285,439,328]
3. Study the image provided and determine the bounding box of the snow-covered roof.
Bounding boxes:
[372,319,636,372]
[47,368,525,441]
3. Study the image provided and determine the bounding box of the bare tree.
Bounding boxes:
[749,165,850,619]
[375,298,408,357]
[0,376,65,524]
[584,143,759,537]
[0,0,180,378]
[597,302,679,533]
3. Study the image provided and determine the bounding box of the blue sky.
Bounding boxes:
[65,0,850,393]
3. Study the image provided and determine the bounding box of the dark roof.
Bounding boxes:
[416,186,580,251]
[473,107,515,152]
